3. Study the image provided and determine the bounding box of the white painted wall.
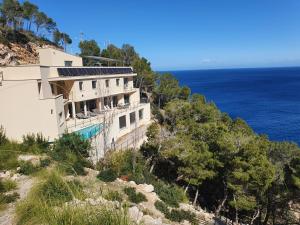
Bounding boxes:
[39,48,82,67]
[0,80,66,142]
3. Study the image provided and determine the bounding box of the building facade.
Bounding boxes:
[0,48,151,160]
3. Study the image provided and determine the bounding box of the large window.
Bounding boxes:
[119,115,126,129]
[79,81,83,91]
[92,80,97,89]
[130,112,136,124]
[139,108,144,120]
[124,94,130,104]
[113,96,118,107]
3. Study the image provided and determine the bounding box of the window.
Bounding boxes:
[113,96,118,107]
[130,112,136,124]
[116,78,120,86]
[59,112,63,124]
[119,115,126,129]
[124,94,130,104]
[92,80,97,89]
[79,81,83,91]
[139,109,144,120]
[64,61,73,67]
[105,80,109,87]
[124,78,128,87]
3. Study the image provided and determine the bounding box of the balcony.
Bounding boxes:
[65,101,149,133]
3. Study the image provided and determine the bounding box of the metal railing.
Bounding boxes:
[110,129,147,151]
[65,101,150,131]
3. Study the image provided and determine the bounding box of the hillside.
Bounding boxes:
[0,29,61,66]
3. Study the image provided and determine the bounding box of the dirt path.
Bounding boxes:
[0,176,34,225]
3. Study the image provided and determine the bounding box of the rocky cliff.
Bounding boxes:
[0,29,61,66]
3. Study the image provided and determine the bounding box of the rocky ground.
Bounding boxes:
[0,172,34,225]
[0,155,218,225]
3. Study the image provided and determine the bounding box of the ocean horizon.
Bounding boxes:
[160,66,300,144]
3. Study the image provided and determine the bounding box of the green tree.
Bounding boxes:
[22,0,38,31]
[0,0,22,30]
[79,40,101,66]
[34,11,47,33]
[154,73,181,108]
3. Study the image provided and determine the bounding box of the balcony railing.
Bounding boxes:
[65,101,150,131]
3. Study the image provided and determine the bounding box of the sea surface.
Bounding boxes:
[168,67,300,144]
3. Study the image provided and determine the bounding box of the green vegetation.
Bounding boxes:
[154,200,197,224]
[139,76,300,224]
[0,0,71,49]
[123,187,146,204]
[52,133,92,175]
[97,168,117,182]
[16,170,130,225]
[103,190,123,202]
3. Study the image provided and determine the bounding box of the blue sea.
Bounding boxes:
[169,67,300,144]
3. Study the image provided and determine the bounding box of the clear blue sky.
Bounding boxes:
[26,0,300,70]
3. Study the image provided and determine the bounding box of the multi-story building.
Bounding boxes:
[0,48,151,160]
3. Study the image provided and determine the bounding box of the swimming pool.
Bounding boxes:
[75,123,103,140]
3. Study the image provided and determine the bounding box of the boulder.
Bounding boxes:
[138,184,154,193]
[18,155,41,166]
[142,215,163,225]
[128,206,143,223]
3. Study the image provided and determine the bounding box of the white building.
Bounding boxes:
[0,48,151,160]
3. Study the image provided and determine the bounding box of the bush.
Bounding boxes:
[0,179,17,193]
[0,192,20,204]
[154,200,169,215]
[51,133,91,176]
[21,133,49,154]
[37,171,84,206]
[153,180,187,208]
[0,126,7,146]
[97,169,117,182]
[123,187,147,204]
[19,161,40,175]
[0,142,20,170]
[166,209,197,224]
[40,158,51,168]
[103,190,123,202]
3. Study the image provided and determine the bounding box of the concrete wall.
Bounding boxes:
[0,80,66,142]
[1,66,42,80]
[106,103,151,145]
[39,48,82,67]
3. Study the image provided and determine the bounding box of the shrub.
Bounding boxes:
[0,179,17,193]
[97,149,145,180]
[123,187,147,204]
[103,190,123,202]
[19,161,40,175]
[0,192,20,204]
[0,126,7,146]
[153,180,187,208]
[97,169,117,182]
[154,200,169,215]
[166,209,197,224]
[21,133,49,154]
[0,142,19,170]
[51,133,91,176]
[40,158,51,168]
[37,171,77,206]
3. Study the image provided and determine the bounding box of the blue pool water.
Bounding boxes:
[168,67,300,144]
[76,123,103,140]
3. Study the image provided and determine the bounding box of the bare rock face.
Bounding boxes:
[141,215,163,225]
[128,206,144,223]
[0,41,61,66]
